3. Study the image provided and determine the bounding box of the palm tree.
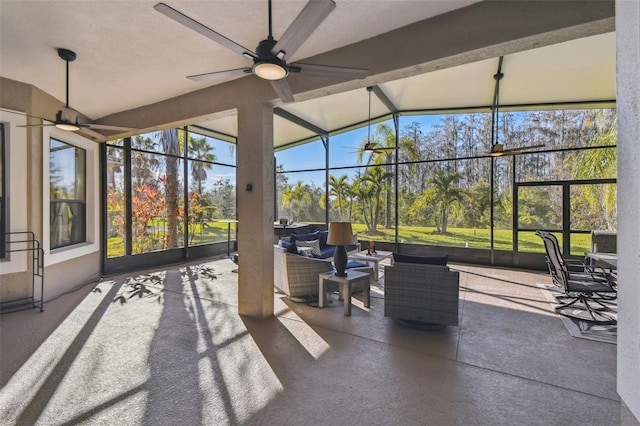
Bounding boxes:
[160,128,180,248]
[281,181,311,223]
[356,122,407,229]
[571,114,617,230]
[188,136,216,196]
[328,174,351,220]
[371,123,397,229]
[426,170,467,234]
[131,135,160,187]
[355,166,393,234]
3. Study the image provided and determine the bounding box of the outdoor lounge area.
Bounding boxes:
[0,257,630,424]
[1,1,640,424]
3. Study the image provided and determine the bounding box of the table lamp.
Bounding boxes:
[327,222,353,277]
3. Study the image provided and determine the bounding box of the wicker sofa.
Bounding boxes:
[274,245,333,300]
[274,244,372,301]
[384,254,460,326]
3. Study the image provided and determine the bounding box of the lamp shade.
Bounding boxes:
[327,222,354,246]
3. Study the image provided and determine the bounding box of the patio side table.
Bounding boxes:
[318,270,370,316]
[347,250,393,281]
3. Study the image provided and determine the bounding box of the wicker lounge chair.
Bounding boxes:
[274,245,373,301]
[384,259,460,326]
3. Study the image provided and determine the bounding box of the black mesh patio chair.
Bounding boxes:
[535,230,617,324]
[540,231,615,281]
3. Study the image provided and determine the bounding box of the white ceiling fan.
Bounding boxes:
[17,48,139,140]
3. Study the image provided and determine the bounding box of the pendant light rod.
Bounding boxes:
[367,86,373,143]
[489,55,503,266]
[491,56,504,147]
[65,59,70,107]
[268,0,273,39]
[57,48,77,108]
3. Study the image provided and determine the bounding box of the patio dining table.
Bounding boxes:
[585,252,617,269]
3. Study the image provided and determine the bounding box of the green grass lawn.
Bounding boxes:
[353,225,590,255]
[108,222,591,258]
[107,220,234,257]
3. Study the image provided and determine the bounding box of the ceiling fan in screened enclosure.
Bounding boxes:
[15,48,139,141]
[484,56,544,158]
[154,0,368,103]
[355,86,396,155]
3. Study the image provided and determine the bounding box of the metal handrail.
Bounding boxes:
[2,231,44,312]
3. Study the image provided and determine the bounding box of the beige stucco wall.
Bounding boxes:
[0,83,102,305]
[43,252,101,300]
[236,103,275,317]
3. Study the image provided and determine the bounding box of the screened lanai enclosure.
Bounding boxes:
[102,105,616,274]
[99,32,616,274]
[275,107,616,267]
[103,128,238,273]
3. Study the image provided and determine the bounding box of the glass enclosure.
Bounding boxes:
[103,105,616,271]
[274,107,617,260]
[104,128,237,268]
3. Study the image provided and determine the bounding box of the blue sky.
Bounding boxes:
[275,114,443,187]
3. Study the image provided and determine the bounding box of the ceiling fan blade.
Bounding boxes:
[84,124,140,132]
[19,124,55,129]
[270,79,295,103]
[504,144,546,153]
[17,123,55,128]
[80,128,108,142]
[1,108,54,123]
[271,0,336,59]
[292,63,368,79]
[154,3,257,58]
[187,67,252,82]
[487,143,546,157]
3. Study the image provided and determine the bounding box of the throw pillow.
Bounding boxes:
[297,247,315,257]
[278,240,298,254]
[290,231,320,243]
[318,230,329,247]
[393,253,448,265]
[295,239,321,257]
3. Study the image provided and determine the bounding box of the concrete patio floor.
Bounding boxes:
[0,258,633,425]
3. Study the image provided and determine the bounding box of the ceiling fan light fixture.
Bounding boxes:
[489,144,504,157]
[253,61,288,80]
[364,142,375,153]
[55,122,81,132]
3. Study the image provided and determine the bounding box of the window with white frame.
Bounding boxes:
[49,138,86,249]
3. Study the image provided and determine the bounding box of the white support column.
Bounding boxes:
[616,0,640,422]
[236,102,275,318]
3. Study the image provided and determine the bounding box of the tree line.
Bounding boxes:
[277,109,617,235]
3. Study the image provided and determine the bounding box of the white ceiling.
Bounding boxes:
[0,0,477,118]
[0,1,615,147]
[199,32,616,147]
